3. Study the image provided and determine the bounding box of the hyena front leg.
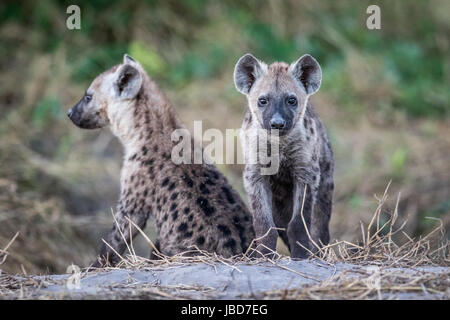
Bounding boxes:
[244,170,277,258]
[311,179,333,249]
[287,182,315,258]
[93,210,149,267]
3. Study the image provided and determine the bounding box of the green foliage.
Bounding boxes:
[169,43,227,86]
[390,148,408,180]
[129,41,167,77]
[70,45,129,82]
[1,1,447,117]
[32,97,62,128]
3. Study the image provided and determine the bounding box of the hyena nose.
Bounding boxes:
[67,108,73,118]
[270,117,286,129]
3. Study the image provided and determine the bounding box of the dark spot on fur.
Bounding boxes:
[184,231,193,238]
[163,213,168,221]
[153,145,158,153]
[170,203,177,211]
[196,197,216,216]
[144,158,154,166]
[142,146,148,155]
[161,177,170,187]
[224,239,237,251]
[177,223,188,232]
[172,210,178,220]
[188,214,193,222]
[310,127,314,135]
[221,186,236,204]
[197,236,205,245]
[199,183,210,194]
[218,225,231,236]
[183,207,190,215]
[182,174,194,188]
[170,192,179,201]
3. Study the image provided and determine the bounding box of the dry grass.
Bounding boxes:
[261,270,449,300]
[300,182,449,268]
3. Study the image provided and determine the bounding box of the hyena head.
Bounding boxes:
[68,54,143,129]
[234,53,322,136]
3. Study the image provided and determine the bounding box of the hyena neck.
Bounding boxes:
[114,77,183,159]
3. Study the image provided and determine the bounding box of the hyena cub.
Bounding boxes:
[234,53,334,258]
[68,54,254,266]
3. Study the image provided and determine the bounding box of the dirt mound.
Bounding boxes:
[1,258,448,300]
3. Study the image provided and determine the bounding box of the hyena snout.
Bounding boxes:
[68,97,108,130]
[269,114,286,130]
[67,104,94,129]
[67,105,83,126]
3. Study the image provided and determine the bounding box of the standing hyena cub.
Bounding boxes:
[234,53,334,258]
[68,54,254,266]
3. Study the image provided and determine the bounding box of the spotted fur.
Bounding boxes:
[68,54,254,266]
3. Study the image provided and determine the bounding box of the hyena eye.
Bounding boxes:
[258,97,268,106]
[287,96,297,106]
[84,94,92,103]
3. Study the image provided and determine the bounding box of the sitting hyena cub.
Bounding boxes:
[234,53,334,258]
[68,54,254,266]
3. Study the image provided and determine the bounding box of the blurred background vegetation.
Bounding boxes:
[0,0,448,274]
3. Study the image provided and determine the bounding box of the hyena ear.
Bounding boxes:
[114,64,142,100]
[123,53,136,65]
[234,54,266,95]
[290,54,322,95]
